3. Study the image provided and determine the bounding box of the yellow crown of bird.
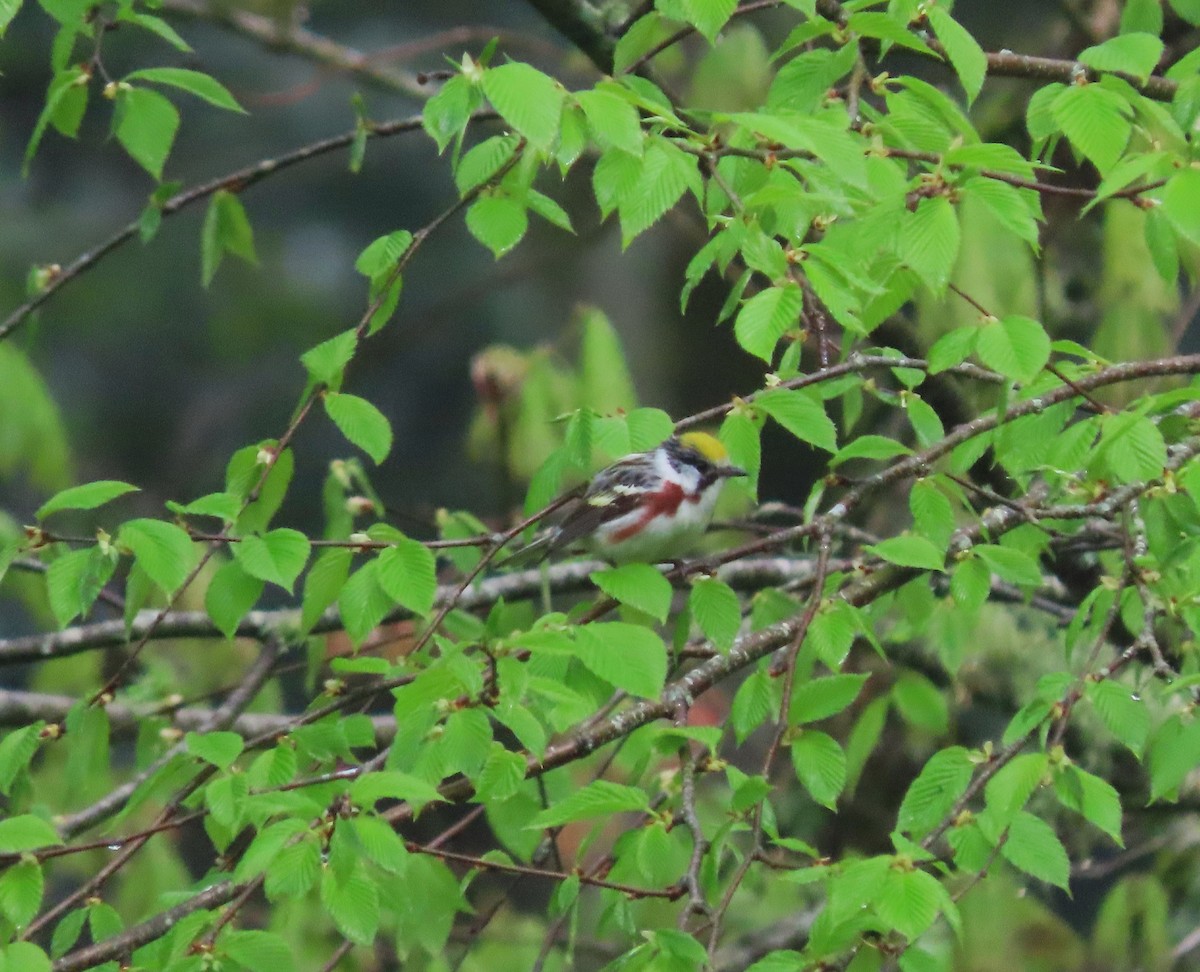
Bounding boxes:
[676,431,730,463]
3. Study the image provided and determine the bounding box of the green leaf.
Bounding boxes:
[1002,811,1071,890]
[338,560,394,648]
[376,537,437,616]
[169,491,241,522]
[1149,715,1200,799]
[910,479,955,548]
[0,815,61,852]
[901,195,959,294]
[891,671,949,734]
[831,435,912,467]
[24,67,89,175]
[574,623,666,699]
[200,189,258,286]
[591,564,673,622]
[0,725,44,797]
[734,284,802,362]
[50,908,88,959]
[683,0,737,41]
[878,867,950,941]
[731,667,774,745]
[324,392,393,464]
[423,73,479,153]
[301,547,351,635]
[790,674,869,725]
[984,752,1048,818]
[118,518,196,594]
[528,779,650,828]
[1,943,51,972]
[755,388,837,452]
[579,307,637,414]
[615,137,698,247]
[186,731,244,770]
[791,730,846,809]
[351,771,444,812]
[481,62,563,151]
[47,547,115,628]
[1160,169,1200,244]
[1088,679,1150,754]
[301,329,357,387]
[0,859,43,928]
[926,7,987,103]
[1099,414,1166,483]
[221,930,293,969]
[320,865,379,946]
[0,0,22,37]
[455,133,522,194]
[264,838,320,901]
[1052,83,1132,175]
[355,230,414,280]
[897,746,974,836]
[848,11,934,54]
[36,480,138,519]
[1078,33,1165,83]
[114,86,180,179]
[975,315,1050,383]
[871,535,945,572]
[123,67,244,112]
[975,544,1043,586]
[466,193,529,257]
[576,86,642,155]
[689,576,742,651]
[233,528,310,592]
[475,746,527,802]
[1054,765,1123,844]
[950,556,991,611]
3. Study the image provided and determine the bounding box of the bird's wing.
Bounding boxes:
[543,454,656,552]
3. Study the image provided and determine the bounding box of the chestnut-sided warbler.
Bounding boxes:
[518,432,746,565]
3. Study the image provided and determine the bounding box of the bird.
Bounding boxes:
[513,431,746,565]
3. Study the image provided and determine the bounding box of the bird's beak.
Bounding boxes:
[719,465,747,478]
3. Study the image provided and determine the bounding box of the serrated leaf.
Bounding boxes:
[36,480,138,519]
[1054,765,1123,844]
[1052,83,1132,175]
[790,673,869,725]
[910,479,955,548]
[186,731,244,770]
[201,189,257,286]
[114,86,180,179]
[118,518,196,594]
[475,746,527,802]
[689,576,741,651]
[1078,33,1164,83]
[591,564,672,622]
[351,770,444,812]
[222,930,293,969]
[1088,680,1150,754]
[481,62,563,150]
[124,67,244,112]
[0,815,61,852]
[466,193,528,258]
[1100,415,1166,483]
[901,195,959,294]
[338,560,393,648]
[926,7,987,104]
[734,284,802,362]
[576,86,642,155]
[376,537,437,616]
[0,859,43,928]
[831,435,912,467]
[891,671,949,734]
[324,392,393,464]
[301,547,351,635]
[233,528,310,592]
[975,544,1043,586]
[47,547,114,628]
[897,746,974,836]
[574,623,666,699]
[1002,811,1071,890]
[264,838,320,900]
[871,535,945,572]
[731,667,774,744]
[204,558,263,638]
[683,0,737,41]
[320,865,379,945]
[528,779,649,828]
[875,867,947,941]
[792,730,846,808]
[755,387,837,452]
[301,329,357,387]
[423,73,478,153]
[975,315,1050,383]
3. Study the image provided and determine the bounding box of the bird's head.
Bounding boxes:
[670,432,746,482]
